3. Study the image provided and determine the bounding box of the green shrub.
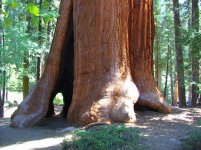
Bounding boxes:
[182,119,201,150]
[62,125,143,150]
[53,97,63,105]
[196,119,201,126]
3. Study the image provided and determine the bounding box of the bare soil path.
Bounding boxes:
[0,106,200,150]
[134,107,201,150]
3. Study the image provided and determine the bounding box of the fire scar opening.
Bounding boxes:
[46,16,74,119]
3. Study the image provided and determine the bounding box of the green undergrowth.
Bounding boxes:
[182,119,201,150]
[53,97,64,105]
[62,124,144,150]
[196,119,201,126]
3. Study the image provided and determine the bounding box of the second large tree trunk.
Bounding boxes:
[129,0,170,112]
[11,0,170,128]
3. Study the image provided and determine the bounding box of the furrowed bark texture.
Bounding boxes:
[11,0,171,128]
[11,0,73,128]
[173,0,186,107]
[191,0,199,107]
[67,0,139,125]
[129,0,171,113]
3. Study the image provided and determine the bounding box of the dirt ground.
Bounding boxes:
[0,106,201,150]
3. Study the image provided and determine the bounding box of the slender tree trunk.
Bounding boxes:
[36,0,43,81]
[23,52,29,99]
[173,76,179,106]
[0,96,2,118]
[155,26,162,90]
[164,37,171,99]
[187,0,192,107]
[173,0,186,107]
[156,38,162,90]
[164,56,169,99]
[0,1,4,117]
[0,0,3,118]
[22,14,32,99]
[41,0,53,75]
[191,0,199,107]
[188,86,192,107]
[170,64,174,105]
[1,70,6,118]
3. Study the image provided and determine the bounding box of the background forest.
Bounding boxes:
[0,0,200,111]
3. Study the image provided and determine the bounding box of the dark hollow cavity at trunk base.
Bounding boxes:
[46,17,74,118]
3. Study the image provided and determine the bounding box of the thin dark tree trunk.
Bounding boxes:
[37,0,43,81]
[187,0,192,107]
[23,53,29,99]
[0,0,3,118]
[22,14,32,99]
[164,37,170,99]
[164,56,169,99]
[0,96,3,118]
[170,60,174,105]
[191,0,199,107]
[155,27,161,90]
[1,70,6,118]
[173,75,179,106]
[0,1,5,117]
[173,0,186,107]
[41,0,53,75]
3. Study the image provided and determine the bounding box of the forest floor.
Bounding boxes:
[0,106,201,150]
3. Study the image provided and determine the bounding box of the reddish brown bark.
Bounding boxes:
[129,0,171,113]
[11,0,73,128]
[11,0,170,128]
[67,0,139,125]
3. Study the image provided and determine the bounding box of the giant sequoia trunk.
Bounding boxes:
[129,0,170,112]
[11,0,171,128]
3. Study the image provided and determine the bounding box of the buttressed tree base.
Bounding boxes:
[11,0,171,128]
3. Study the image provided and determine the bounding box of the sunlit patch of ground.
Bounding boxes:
[1,137,64,150]
[4,106,17,118]
[133,107,201,150]
[151,107,201,124]
[0,106,67,150]
[0,106,201,150]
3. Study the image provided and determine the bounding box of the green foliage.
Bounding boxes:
[10,1,18,8]
[153,0,201,104]
[54,97,64,106]
[0,0,59,93]
[182,129,201,149]
[182,119,201,149]
[197,119,201,126]
[62,125,144,150]
[27,3,39,16]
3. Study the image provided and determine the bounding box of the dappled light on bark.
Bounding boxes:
[11,0,73,128]
[67,0,139,125]
[129,0,171,113]
[11,0,170,128]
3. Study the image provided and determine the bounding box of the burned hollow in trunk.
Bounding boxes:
[46,17,74,118]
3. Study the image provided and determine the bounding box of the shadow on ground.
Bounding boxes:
[132,107,201,150]
[0,106,201,150]
[0,115,68,150]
